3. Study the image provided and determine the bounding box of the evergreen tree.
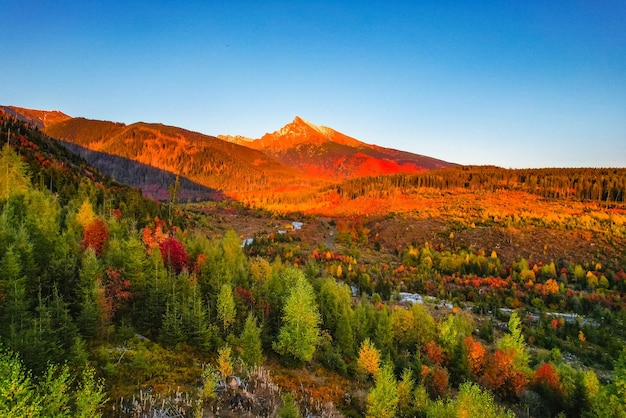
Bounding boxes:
[239,313,263,367]
[217,284,236,332]
[0,143,30,199]
[365,362,398,418]
[73,366,106,418]
[0,348,40,417]
[273,268,321,363]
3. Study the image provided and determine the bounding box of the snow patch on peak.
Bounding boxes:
[292,116,332,136]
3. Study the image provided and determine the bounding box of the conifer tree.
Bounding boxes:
[273,268,320,363]
[239,313,263,367]
[365,362,398,418]
[217,284,236,332]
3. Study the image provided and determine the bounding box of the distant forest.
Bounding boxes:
[333,166,626,204]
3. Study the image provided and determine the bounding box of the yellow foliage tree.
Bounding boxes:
[357,338,380,378]
[76,200,96,229]
[217,346,233,379]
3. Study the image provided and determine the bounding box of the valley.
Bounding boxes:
[1,107,626,417]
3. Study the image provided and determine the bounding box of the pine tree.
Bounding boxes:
[239,313,263,367]
[365,362,398,418]
[217,284,236,332]
[273,268,320,363]
[73,366,106,418]
[0,348,40,417]
[0,143,30,199]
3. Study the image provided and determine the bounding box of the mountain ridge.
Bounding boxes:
[219,115,454,179]
[3,105,455,197]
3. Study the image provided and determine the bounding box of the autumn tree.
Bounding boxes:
[159,236,189,273]
[481,349,528,400]
[217,346,233,379]
[273,268,320,364]
[82,218,109,257]
[464,336,486,377]
[357,338,381,379]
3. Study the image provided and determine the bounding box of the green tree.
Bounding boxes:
[612,347,626,406]
[497,311,529,372]
[77,248,106,339]
[0,143,30,199]
[0,349,40,417]
[318,277,355,357]
[74,366,106,418]
[40,364,71,418]
[426,381,514,418]
[273,268,321,363]
[160,301,184,347]
[365,362,398,418]
[277,393,301,418]
[239,313,263,367]
[217,284,236,332]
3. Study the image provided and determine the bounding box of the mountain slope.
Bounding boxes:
[44,118,306,196]
[0,105,71,129]
[221,116,454,179]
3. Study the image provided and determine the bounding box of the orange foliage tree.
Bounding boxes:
[532,363,561,393]
[481,349,528,400]
[82,217,109,257]
[464,336,486,377]
[422,340,445,366]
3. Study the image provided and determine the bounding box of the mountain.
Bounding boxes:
[0,105,71,129]
[4,105,455,201]
[44,118,305,197]
[220,116,454,179]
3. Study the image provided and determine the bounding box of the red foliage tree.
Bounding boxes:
[83,217,109,257]
[159,236,189,273]
[103,267,131,320]
[235,285,255,305]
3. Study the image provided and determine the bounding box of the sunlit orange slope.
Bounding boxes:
[219,116,455,180]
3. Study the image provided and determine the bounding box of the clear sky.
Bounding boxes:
[2,1,625,168]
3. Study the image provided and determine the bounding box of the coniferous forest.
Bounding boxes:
[2,115,626,417]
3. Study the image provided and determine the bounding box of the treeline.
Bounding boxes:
[334,166,626,203]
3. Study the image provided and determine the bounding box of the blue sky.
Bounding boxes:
[2,1,625,168]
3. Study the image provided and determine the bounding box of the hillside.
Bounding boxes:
[2,108,626,418]
[0,105,71,129]
[221,116,454,179]
[44,117,307,197]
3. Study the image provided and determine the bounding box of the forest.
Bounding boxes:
[2,115,626,417]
